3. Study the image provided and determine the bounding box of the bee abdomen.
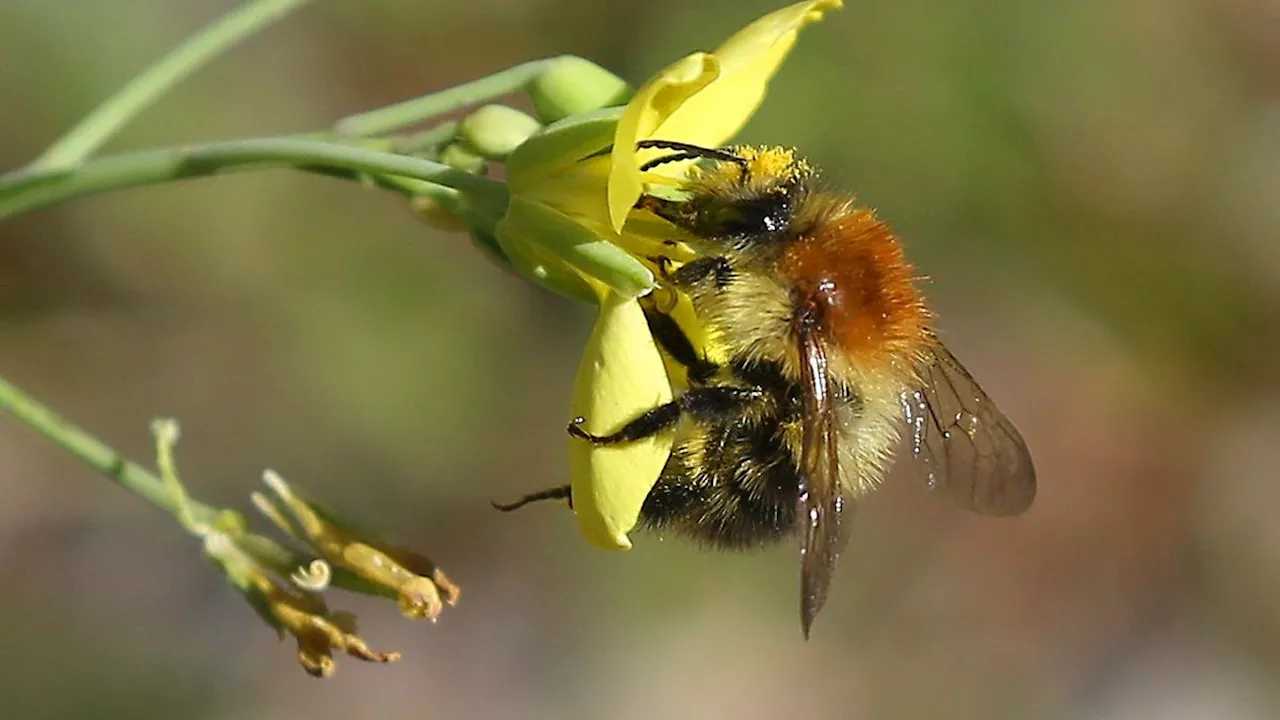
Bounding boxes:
[638,422,801,549]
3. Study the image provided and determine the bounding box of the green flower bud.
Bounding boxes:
[439,143,487,174]
[458,105,541,160]
[529,56,633,124]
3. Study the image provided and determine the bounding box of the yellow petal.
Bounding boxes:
[569,290,675,550]
[608,53,719,233]
[661,0,841,145]
[606,0,843,232]
[516,154,615,230]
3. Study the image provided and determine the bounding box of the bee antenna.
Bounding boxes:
[639,151,700,171]
[636,140,749,173]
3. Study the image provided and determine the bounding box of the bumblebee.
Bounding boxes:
[497,140,1037,637]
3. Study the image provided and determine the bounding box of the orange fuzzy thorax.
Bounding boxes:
[778,206,932,373]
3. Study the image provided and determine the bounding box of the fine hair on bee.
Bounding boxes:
[496,139,1037,638]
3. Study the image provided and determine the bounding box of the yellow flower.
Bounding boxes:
[499,0,842,550]
[504,0,842,290]
[607,0,843,233]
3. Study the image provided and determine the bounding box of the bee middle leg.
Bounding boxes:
[568,385,761,446]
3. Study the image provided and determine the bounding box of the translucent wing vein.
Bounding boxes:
[795,316,850,638]
[902,344,1036,516]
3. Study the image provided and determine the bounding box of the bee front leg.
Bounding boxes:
[642,308,719,384]
[643,253,733,291]
[568,385,761,445]
[667,256,734,290]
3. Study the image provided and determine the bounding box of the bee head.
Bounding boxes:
[637,143,812,248]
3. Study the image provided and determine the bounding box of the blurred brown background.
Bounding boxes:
[2,0,1279,718]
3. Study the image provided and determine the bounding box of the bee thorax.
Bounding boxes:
[779,204,932,378]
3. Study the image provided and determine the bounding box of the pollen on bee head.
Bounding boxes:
[740,146,811,184]
[679,145,812,198]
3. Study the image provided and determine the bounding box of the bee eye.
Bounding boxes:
[710,197,792,238]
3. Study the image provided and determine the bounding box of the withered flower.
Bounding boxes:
[203,531,399,678]
[253,470,460,621]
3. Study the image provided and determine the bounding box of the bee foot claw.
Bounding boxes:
[566,418,607,443]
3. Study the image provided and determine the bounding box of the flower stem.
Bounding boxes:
[390,121,460,155]
[0,374,220,527]
[0,137,510,229]
[334,58,557,137]
[31,0,315,171]
[0,370,400,600]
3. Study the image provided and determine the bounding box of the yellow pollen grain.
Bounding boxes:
[741,146,807,183]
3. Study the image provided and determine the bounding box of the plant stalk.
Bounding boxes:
[0,375,221,527]
[32,0,315,171]
[0,138,508,225]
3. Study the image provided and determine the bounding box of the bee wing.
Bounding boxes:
[795,318,851,638]
[902,343,1037,516]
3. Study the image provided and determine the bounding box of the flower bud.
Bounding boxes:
[439,143,487,174]
[458,105,541,160]
[529,56,633,124]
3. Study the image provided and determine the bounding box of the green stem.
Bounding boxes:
[32,0,314,171]
[0,374,220,527]
[334,58,557,137]
[0,137,509,226]
[295,163,451,198]
[0,373,381,594]
[390,121,459,155]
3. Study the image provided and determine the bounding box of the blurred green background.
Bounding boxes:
[3,0,1279,718]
